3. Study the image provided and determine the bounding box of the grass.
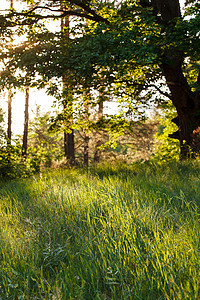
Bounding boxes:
[0,160,200,299]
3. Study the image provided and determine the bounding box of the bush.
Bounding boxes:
[153,102,180,161]
[0,141,41,179]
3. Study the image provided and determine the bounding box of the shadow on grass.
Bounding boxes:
[0,160,200,299]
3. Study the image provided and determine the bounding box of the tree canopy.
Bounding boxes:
[0,0,200,158]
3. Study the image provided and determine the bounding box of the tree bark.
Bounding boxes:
[83,95,89,167]
[22,87,29,157]
[162,54,200,158]
[94,95,103,163]
[83,134,89,166]
[7,89,12,143]
[64,130,75,162]
[7,0,13,144]
[154,0,200,158]
[61,2,75,164]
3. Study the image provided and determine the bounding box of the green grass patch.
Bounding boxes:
[0,161,200,299]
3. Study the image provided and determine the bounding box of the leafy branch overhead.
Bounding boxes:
[0,0,200,158]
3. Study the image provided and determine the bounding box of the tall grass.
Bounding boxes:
[0,161,200,299]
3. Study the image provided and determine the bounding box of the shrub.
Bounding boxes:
[153,102,180,161]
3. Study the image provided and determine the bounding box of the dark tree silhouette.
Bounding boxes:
[22,87,29,157]
[61,2,75,163]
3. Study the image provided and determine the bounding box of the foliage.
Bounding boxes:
[102,119,158,162]
[0,107,5,144]
[28,106,64,167]
[1,0,199,94]
[153,102,180,161]
[0,108,38,178]
[0,0,200,158]
[0,104,46,178]
[0,4,178,114]
[0,161,200,298]
[0,141,40,178]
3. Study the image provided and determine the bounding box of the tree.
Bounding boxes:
[1,0,199,158]
[83,92,90,166]
[0,106,6,145]
[94,88,104,163]
[22,2,34,158]
[7,89,12,143]
[7,0,14,144]
[154,101,180,161]
[28,106,64,167]
[22,86,29,157]
[151,0,200,159]
[61,2,75,163]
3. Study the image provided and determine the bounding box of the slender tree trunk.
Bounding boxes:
[7,0,13,144]
[94,93,103,163]
[61,2,75,163]
[83,134,89,166]
[22,87,29,157]
[64,131,75,161]
[83,95,89,167]
[7,90,12,143]
[22,3,33,157]
[63,105,75,163]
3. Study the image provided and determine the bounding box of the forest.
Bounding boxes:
[0,0,200,299]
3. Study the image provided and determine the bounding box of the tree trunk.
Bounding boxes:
[63,99,75,164]
[162,55,200,158]
[61,2,75,163]
[7,0,13,144]
[94,96,103,163]
[64,130,75,162]
[154,0,200,158]
[83,95,89,167]
[22,87,29,157]
[7,89,12,143]
[83,134,89,166]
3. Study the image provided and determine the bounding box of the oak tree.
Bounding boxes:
[0,0,199,158]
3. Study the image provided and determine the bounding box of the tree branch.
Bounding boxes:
[4,4,110,27]
[113,79,172,100]
[66,0,108,22]
[146,83,172,99]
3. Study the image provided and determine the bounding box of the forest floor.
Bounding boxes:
[0,160,200,299]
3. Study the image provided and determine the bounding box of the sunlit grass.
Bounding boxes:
[0,161,200,299]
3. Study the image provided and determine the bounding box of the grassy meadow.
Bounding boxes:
[0,161,200,299]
